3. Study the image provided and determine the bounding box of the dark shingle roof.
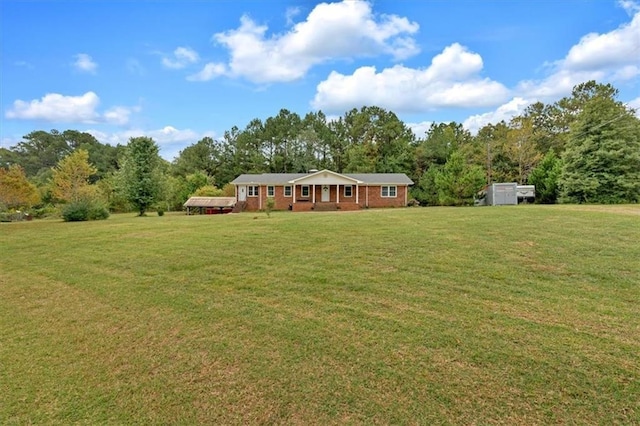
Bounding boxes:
[231,171,413,185]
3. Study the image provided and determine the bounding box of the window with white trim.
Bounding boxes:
[344,185,353,197]
[301,185,310,198]
[381,185,397,197]
[267,185,275,197]
[248,185,259,197]
[284,186,292,197]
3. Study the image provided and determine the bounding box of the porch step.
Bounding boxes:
[232,201,247,213]
[313,202,338,211]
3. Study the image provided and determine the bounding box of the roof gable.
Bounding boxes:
[289,169,362,185]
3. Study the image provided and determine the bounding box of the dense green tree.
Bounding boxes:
[560,92,640,203]
[415,122,472,170]
[117,137,164,216]
[412,164,441,206]
[60,130,121,179]
[263,109,302,172]
[529,150,563,204]
[7,130,71,177]
[1,129,120,180]
[435,151,486,206]
[341,106,414,174]
[172,137,221,178]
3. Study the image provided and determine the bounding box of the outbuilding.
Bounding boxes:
[183,197,236,215]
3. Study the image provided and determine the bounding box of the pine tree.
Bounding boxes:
[560,91,640,204]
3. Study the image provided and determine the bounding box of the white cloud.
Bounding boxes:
[619,0,640,15]
[195,0,419,83]
[563,12,640,72]
[5,92,139,126]
[517,7,640,100]
[187,62,227,81]
[87,126,216,160]
[162,46,200,69]
[103,106,141,126]
[627,96,640,117]
[462,6,640,132]
[5,92,101,123]
[407,121,434,138]
[312,43,510,113]
[462,97,531,134]
[73,53,98,74]
[285,6,301,26]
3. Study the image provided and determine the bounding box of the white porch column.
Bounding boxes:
[312,184,316,203]
[336,185,340,204]
[293,184,296,203]
[355,185,359,204]
[259,185,262,210]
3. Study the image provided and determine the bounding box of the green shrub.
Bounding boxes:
[62,199,110,222]
[62,202,90,222]
[88,204,110,220]
[157,209,165,216]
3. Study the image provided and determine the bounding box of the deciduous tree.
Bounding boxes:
[118,137,164,216]
[52,149,97,203]
[529,150,563,204]
[0,165,40,210]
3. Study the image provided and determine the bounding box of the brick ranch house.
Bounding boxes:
[231,169,413,212]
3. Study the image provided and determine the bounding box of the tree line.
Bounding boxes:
[1,80,638,219]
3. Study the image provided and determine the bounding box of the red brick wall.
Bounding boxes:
[239,184,409,211]
[364,185,408,208]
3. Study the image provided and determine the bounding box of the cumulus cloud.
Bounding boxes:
[5,92,138,126]
[5,92,101,123]
[462,97,531,134]
[187,62,227,81]
[407,121,434,138]
[103,106,142,126]
[162,47,200,69]
[517,6,640,100]
[312,43,509,113]
[87,126,216,160]
[461,5,640,132]
[73,53,98,74]
[192,0,419,83]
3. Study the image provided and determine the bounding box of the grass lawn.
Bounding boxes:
[1,205,639,424]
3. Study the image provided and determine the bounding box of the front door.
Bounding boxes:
[238,186,247,201]
[321,185,330,202]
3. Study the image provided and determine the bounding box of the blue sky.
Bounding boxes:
[2,0,639,160]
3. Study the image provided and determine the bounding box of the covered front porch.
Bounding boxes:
[289,170,363,212]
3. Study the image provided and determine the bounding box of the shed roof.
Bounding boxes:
[183,197,236,208]
[231,170,413,185]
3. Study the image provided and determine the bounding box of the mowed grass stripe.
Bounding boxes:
[1,206,639,424]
